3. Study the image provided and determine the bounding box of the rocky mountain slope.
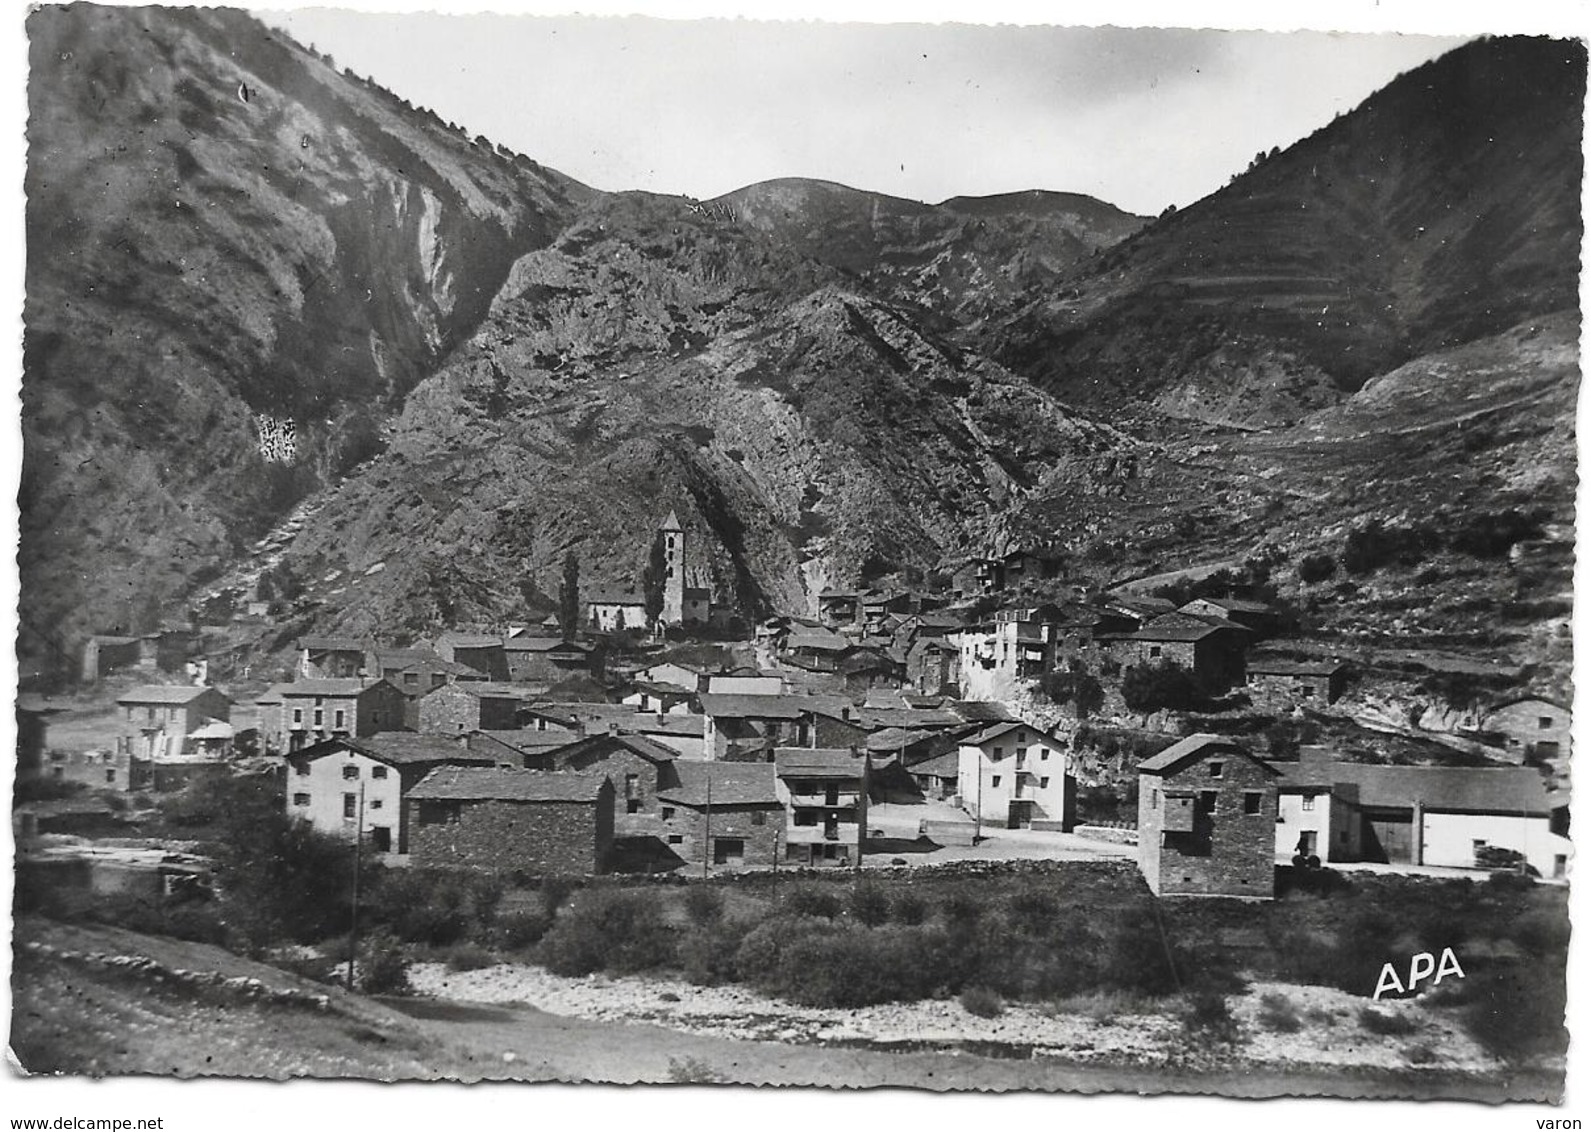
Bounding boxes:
[992,35,1585,429]
[20,15,1583,669]
[269,188,1143,637]
[22,5,592,652]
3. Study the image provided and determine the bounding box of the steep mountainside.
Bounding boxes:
[22,5,592,653]
[266,190,1142,637]
[715,179,1146,327]
[993,36,1585,428]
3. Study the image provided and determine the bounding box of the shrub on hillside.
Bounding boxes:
[443,943,497,972]
[783,884,842,920]
[361,930,411,995]
[1181,991,1240,1048]
[1458,961,1568,1063]
[959,986,1005,1019]
[1122,661,1201,715]
[890,892,927,926]
[489,909,554,952]
[848,883,890,927]
[538,890,673,976]
[1358,1006,1418,1037]
[1298,553,1337,584]
[1257,992,1302,1033]
[682,886,724,928]
[677,922,749,986]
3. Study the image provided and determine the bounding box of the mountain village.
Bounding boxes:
[20,505,1572,898]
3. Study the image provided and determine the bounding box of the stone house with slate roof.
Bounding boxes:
[1137,734,1279,899]
[406,767,614,874]
[258,679,408,754]
[416,681,532,735]
[435,633,509,680]
[543,731,681,838]
[296,636,368,679]
[503,635,603,684]
[775,747,870,867]
[116,685,233,761]
[285,733,499,854]
[656,761,783,871]
[1245,658,1348,710]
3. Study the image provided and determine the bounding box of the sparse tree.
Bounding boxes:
[558,553,581,640]
[1122,660,1200,717]
[641,531,667,630]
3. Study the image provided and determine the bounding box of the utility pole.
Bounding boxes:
[703,768,712,880]
[346,780,365,991]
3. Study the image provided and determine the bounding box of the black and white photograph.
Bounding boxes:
[7,0,1585,1117]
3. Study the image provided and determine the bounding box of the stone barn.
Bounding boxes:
[1137,734,1278,899]
[406,767,614,874]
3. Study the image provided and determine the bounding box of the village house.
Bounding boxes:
[656,760,783,871]
[1481,696,1572,765]
[296,636,368,679]
[907,748,961,801]
[16,695,66,781]
[859,590,915,634]
[1137,734,1280,899]
[257,679,408,753]
[956,720,1073,831]
[1275,753,1572,879]
[816,590,861,629]
[285,733,500,854]
[585,586,649,633]
[38,748,149,794]
[1099,613,1250,691]
[620,680,698,714]
[503,636,604,684]
[463,729,571,769]
[1245,658,1349,710]
[416,681,531,735]
[1179,597,1284,638]
[406,767,615,875]
[699,693,863,760]
[116,685,233,761]
[532,701,709,760]
[774,747,870,867]
[955,606,1060,701]
[369,646,438,682]
[781,624,853,672]
[81,627,197,682]
[435,632,510,680]
[636,661,708,692]
[543,730,682,837]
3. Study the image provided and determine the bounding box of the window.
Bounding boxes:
[751,811,766,826]
[334,710,346,729]
[343,765,359,780]
[294,763,309,776]
[1243,792,1262,815]
[293,793,310,807]
[105,769,117,783]
[403,673,418,686]
[1040,777,1050,788]
[1040,749,1049,761]
[313,710,324,727]
[371,766,387,780]
[991,775,1002,787]
[627,800,642,814]
[292,708,304,725]
[1301,795,1316,812]
[1016,730,1025,744]
[661,807,675,821]
[343,793,357,819]
[794,810,817,827]
[1540,716,1554,729]
[314,697,324,707]
[1208,762,1224,778]
[625,773,639,797]
[667,835,683,845]
[1149,645,1162,659]
[992,745,1004,758]
[370,799,383,811]
[1300,684,1315,699]
[1150,787,1159,806]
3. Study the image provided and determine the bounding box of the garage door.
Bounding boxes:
[1361,811,1413,863]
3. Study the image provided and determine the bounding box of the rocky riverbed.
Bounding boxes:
[407,963,1501,1074]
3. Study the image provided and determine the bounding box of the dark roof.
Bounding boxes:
[785,627,851,652]
[949,700,1020,724]
[586,587,646,606]
[470,729,573,750]
[292,733,498,768]
[1100,622,1231,643]
[409,766,609,803]
[774,747,867,778]
[857,707,964,731]
[443,682,536,700]
[910,750,961,778]
[549,731,680,766]
[1279,755,1558,815]
[268,678,396,698]
[373,647,440,668]
[1247,659,1346,677]
[437,633,505,649]
[866,727,938,752]
[699,693,852,721]
[629,680,695,698]
[659,761,780,807]
[960,719,1049,747]
[298,636,367,652]
[1195,597,1276,615]
[1138,734,1278,778]
[116,685,223,706]
[501,636,565,653]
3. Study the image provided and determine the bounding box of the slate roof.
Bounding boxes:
[1277,755,1559,815]
[857,707,964,731]
[949,700,1020,724]
[866,727,939,752]
[1098,623,1231,643]
[265,679,392,698]
[774,747,867,778]
[291,733,497,767]
[1196,597,1277,616]
[785,627,852,652]
[501,636,566,653]
[960,719,1049,747]
[586,587,647,606]
[1137,734,1276,777]
[549,731,680,766]
[116,685,227,706]
[437,633,505,649]
[658,761,781,807]
[298,636,367,652]
[373,648,441,669]
[1247,659,1347,677]
[470,729,573,750]
[446,682,537,700]
[409,766,609,803]
[699,693,853,721]
[909,750,962,778]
